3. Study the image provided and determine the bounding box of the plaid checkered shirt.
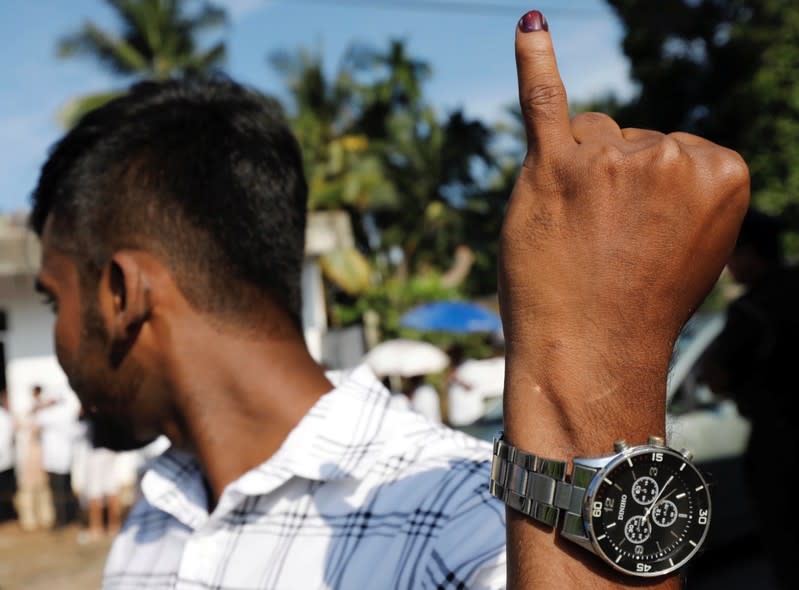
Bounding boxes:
[103,364,507,589]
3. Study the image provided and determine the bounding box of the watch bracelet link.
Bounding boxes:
[489,432,594,535]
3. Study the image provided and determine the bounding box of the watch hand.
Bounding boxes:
[644,476,674,521]
[647,489,678,524]
[657,488,677,504]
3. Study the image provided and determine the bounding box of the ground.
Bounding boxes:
[0,522,111,590]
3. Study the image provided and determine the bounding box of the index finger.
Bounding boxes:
[515,11,574,159]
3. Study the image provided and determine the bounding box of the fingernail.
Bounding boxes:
[519,10,548,33]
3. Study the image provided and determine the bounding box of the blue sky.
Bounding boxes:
[0,0,634,213]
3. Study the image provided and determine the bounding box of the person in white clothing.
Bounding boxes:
[15,386,53,531]
[84,428,123,540]
[408,376,441,422]
[33,389,80,528]
[448,356,505,427]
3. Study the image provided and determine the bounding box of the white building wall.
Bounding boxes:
[301,258,327,362]
[0,275,70,414]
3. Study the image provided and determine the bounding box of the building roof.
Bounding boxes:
[0,210,353,277]
[0,216,40,277]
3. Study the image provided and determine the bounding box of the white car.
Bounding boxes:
[666,314,750,463]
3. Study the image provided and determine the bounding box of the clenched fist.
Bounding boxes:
[500,14,749,587]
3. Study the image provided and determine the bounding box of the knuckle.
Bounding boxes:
[593,143,626,173]
[521,83,567,119]
[718,149,750,187]
[623,127,664,146]
[653,135,684,165]
[715,149,751,206]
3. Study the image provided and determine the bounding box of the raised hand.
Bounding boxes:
[499,10,749,589]
[499,9,749,450]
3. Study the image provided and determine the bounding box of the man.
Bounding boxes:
[407,375,441,422]
[701,209,798,587]
[15,385,54,530]
[30,9,747,590]
[32,71,507,589]
[80,416,124,542]
[33,387,81,527]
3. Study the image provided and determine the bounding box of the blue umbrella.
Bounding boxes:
[400,301,502,334]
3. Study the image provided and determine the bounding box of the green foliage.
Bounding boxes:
[274,39,508,315]
[59,9,513,334]
[270,48,400,214]
[605,0,799,236]
[57,90,125,128]
[331,272,460,332]
[58,0,227,79]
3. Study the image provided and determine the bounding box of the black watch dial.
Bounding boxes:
[586,447,711,577]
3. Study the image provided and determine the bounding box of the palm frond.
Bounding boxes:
[60,0,228,79]
[56,90,125,129]
[194,41,226,71]
[57,21,148,74]
[191,2,228,30]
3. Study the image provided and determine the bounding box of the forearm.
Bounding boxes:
[503,333,679,589]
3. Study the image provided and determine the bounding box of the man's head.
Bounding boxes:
[30,79,309,449]
[727,208,784,285]
[32,385,42,399]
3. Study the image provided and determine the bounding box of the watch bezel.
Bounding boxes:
[582,445,712,577]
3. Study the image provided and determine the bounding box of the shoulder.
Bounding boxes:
[359,414,507,587]
[382,401,493,468]
[367,406,503,518]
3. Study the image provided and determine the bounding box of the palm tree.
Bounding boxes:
[57,0,227,126]
[271,47,400,296]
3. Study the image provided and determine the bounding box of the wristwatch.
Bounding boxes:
[489,432,711,577]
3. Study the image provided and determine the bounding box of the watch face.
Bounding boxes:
[585,446,711,577]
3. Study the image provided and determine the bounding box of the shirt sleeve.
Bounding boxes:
[422,461,507,589]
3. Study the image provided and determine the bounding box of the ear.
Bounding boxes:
[102,251,152,349]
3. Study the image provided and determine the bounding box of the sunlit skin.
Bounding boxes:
[499,10,748,589]
[35,218,333,505]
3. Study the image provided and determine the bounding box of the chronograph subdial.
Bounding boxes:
[652,500,678,528]
[631,476,659,505]
[624,515,652,544]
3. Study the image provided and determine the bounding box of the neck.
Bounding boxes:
[162,318,332,504]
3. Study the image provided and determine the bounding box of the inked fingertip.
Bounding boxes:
[519,10,549,33]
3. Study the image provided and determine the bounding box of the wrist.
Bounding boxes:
[502,329,672,459]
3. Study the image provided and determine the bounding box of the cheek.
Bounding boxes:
[53,293,106,406]
[53,306,81,378]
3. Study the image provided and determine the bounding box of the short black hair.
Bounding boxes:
[31,78,308,327]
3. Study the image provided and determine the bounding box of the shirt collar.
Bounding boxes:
[248,363,393,484]
[140,363,394,526]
